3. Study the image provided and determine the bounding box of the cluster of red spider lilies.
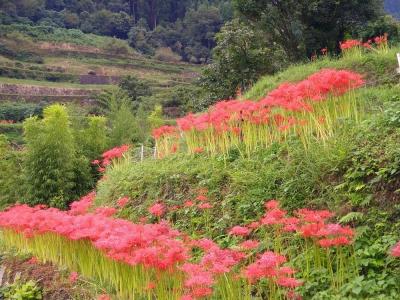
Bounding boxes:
[153,69,364,158]
[339,34,389,57]
[0,192,372,300]
[92,144,130,172]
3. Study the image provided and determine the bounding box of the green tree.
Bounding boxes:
[23,104,91,208]
[79,116,108,160]
[98,88,141,146]
[233,0,384,59]
[200,19,286,103]
[119,75,152,106]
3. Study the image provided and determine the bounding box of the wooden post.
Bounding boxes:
[153,146,157,159]
[397,53,400,74]
[140,144,144,162]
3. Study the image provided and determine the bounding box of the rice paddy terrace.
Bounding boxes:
[0,25,200,104]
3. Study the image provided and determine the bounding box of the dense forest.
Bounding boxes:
[0,0,232,63]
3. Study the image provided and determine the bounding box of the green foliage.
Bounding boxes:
[200,19,287,102]
[234,0,383,59]
[23,104,92,208]
[0,135,24,209]
[96,129,355,237]
[98,88,144,145]
[78,116,108,160]
[118,75,152,105]
[0,0,232,63]
[147,105,164,130]
[0,101,45,122]
[0,42,43,64]
[1,280,42,300]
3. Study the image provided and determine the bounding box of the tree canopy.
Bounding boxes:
[233,0,384,59]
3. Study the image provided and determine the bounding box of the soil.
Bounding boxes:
[0,256,90,300]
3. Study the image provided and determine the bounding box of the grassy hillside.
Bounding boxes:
[92,49,400,298]
[0,25,199,104]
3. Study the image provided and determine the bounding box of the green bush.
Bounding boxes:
[1,280,42,300]
[0,101,45,122]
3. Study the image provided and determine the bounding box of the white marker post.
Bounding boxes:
[140,144,144,162]
[397,53,400,74]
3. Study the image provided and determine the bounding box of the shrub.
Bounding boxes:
[1,280,42,300]
[102,38,131,56]
[0,101,45,122]
[154,47,182,63]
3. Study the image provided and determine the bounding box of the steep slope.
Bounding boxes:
[93,48,400,298]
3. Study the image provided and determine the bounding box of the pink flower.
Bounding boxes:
[265,199,280,210]
[184,200,194,208]
[27,257,38,264]
[198,202,213,210]
[196,195,208,202]
[69,272,79,283]
[390,241,400,257]
[95,207,117,217]
[148,203,165,217]
[247,221,260,229]
[239,240,260,250]
[276,276,302,288]
[228,226,251,237]
[146,281,156,290]
[117,197,129,208]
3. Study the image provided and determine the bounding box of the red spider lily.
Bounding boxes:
[296,208,334,223]
[276,276,302,288]
[196,195,208,202]
[146,281,156,290]
[228,226,251,237]
[198,203,213,210]
[265,200,280,210]
[153,69,364,158]
[92,145,130,172]
[287,290,303,300]
[247,221,261,229]
[102,145,130,166]
[261,208,287,226]
[390,241,400,257]
[95,207,117,217]
[117,196,129,208]
[239,240,260,251]
[242,251,299,286]
[152,125,178,140]
[374,33,388,45]
[183,200,195,208]
[194,238,218,251]
[148,203,166,217]
[69,271,79,283]
[27,256,38,264]
[97,294,111,300]
[339,39,362,50]
[69,192,96,215]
